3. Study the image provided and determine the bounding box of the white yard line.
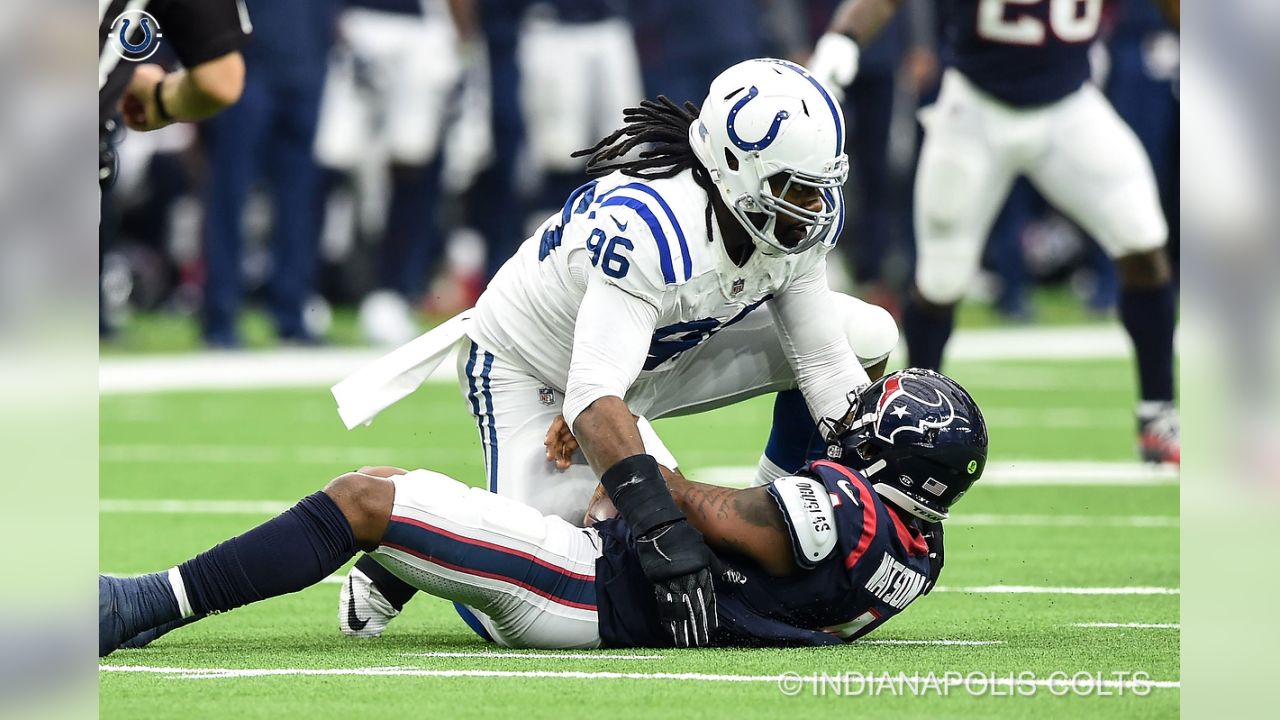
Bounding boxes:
[99,325,1146,395]
[98,664,1179,689]
[1070,623,1179,629]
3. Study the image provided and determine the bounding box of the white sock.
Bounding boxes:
[1137,401,1175,420]
[168,566,195,619]
[754,454,791,487]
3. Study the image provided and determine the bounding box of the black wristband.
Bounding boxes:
[600,454,685,538]
[153,77,174,123]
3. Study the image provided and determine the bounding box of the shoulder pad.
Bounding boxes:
[769,475,838,568]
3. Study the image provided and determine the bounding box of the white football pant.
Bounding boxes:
[913,69,1168,305]
[314,6,462,169]
[370,469,604,649]
[518,17,644,172]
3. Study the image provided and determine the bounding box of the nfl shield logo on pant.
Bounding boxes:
[538,387,555,406]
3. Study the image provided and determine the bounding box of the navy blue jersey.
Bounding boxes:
[593,461,942,647]
[943,0,1103,106]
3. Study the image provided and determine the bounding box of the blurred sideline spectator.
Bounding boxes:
[200,0,337,347]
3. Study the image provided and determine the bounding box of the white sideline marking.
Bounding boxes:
[401,652,664,660]
[99,348,387,395]
[936,586,1179,595]
[98,664,1180,689]
[99,325,1147,395]
[1070,623,1179,629]
[691,461,1177,489]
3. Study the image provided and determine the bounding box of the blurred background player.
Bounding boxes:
[199,0,337,347]
[807,0,1181,464]
[518,0,644,223]
[807,0,938,318]
[99,0,1180,346]
[313,0,468,346]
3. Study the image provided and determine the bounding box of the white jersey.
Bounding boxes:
[469,168,864,427]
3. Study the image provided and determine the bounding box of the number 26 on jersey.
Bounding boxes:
[977,0,1102,45]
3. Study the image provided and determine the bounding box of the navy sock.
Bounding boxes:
[1119,282,1176,403]
[177,492,357,616]
[763,390,826,473]
[903,295,955,370]
[355,553,417,611]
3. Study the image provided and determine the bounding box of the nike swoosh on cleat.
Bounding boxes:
[612,216,629,232]
[347,578,369,632]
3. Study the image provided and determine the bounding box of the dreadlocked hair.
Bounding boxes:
[573,95,721,244]
[572,96,711,186]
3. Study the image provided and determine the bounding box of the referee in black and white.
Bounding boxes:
[98,0,254,186]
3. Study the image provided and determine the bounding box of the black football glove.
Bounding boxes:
[635,520,718,648]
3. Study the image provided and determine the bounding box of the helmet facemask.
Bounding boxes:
[730,155,849,256]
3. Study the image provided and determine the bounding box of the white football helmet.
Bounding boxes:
[690,58,849,255]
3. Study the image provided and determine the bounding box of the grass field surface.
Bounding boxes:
[100,354,1178,718]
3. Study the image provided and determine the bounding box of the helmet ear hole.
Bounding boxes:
[856,441,881,462]
[722,147,739,171]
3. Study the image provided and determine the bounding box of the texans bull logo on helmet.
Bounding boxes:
[825,369,989,523]
[871,374,976,446]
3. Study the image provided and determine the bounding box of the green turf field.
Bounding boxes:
[99,357,1178,719]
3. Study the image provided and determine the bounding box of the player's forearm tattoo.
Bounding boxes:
[673,482,735,523]
[673,482,785,531]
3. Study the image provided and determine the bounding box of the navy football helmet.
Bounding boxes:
[822,369,988,522]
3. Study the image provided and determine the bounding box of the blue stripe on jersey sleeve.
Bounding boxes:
[615,183,692,282]
[599,195,679,285]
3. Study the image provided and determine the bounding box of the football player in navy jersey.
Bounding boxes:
[809,0,1181,464]
[101,369,986,654]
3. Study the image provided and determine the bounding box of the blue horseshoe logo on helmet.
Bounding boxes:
[118,17,156,54]
[726,86,790,152]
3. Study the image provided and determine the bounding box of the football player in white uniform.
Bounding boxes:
[810,0,1181,464]
[338,58,900,644]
